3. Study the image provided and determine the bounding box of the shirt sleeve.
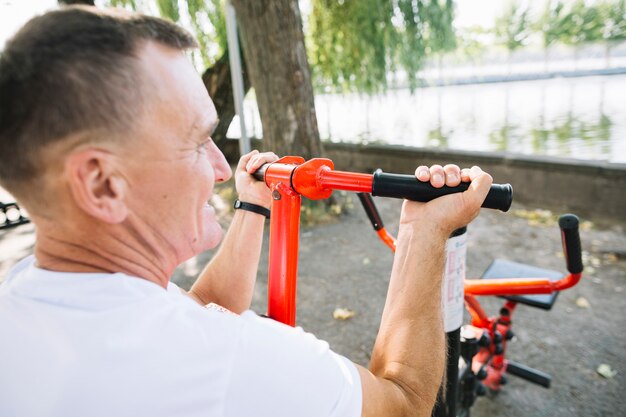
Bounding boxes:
[223,311,362,417]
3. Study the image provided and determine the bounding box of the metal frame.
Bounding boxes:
[256,156,582,416]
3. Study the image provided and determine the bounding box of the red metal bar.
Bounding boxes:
[318,170,373,193]
[262,157,307,326]
[464,273,581,296]
[267,182,301,326]
[465,294,490,328]
[552,273,582,291]
[465,277,553,296]
[376,228,397,251]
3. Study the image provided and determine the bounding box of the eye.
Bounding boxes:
[196,139,212,153]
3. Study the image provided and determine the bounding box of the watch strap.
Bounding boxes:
[233,199,270,219]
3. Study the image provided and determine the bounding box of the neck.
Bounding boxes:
[33,215,178,288]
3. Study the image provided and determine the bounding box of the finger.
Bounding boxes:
[240,150,259,171]
[468,165,484,181]
[259,152,279,164]
[465,171,493,209]
[246,152,278,173]
[443,164,461,187]
[415,165,430,182]
[429,164,445,188]
[245,151,268,173]
[460,168,471,183]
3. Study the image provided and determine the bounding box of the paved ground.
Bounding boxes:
[1,186,624,416]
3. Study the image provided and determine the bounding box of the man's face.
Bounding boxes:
[119,42,232,264]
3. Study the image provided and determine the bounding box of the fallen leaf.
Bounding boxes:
[580,220,594,231]
[597,364,617,379]
[575,297,591,308]
[333,308,356,320]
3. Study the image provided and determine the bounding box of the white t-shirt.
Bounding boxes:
[0,256,361,417]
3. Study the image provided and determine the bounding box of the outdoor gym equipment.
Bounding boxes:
[253,156,583,417]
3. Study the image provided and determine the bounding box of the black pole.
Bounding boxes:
[432,227,467,417]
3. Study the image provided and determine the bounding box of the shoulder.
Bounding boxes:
[1,255,34,286]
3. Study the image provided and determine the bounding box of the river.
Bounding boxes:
[236,74,626,164]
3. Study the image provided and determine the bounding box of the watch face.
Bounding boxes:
[234,200,242,209]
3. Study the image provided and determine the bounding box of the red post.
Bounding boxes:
[267,182,301,326]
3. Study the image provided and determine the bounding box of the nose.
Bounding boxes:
[209,143,232,183]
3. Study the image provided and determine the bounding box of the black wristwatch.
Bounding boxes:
[233,199,271,219]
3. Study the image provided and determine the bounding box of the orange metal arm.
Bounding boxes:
[464,273,582,296]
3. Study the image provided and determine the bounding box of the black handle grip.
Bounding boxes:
[371,170,513,212]
[252,164,268,182]
[506,360,551,388]
[357,193,384,231]
[558,214,583,274]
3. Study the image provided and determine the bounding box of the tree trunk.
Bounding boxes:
[230,0,323,159]
[201,51,251,151]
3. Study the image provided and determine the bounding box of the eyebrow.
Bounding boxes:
[205,118,220,139]
[188,117,220,144]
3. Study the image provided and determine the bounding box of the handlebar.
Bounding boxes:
[558,214,583,274]
[253,158,513,212]
[371,170,513,212]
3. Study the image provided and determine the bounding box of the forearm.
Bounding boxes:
[189,209,266,313]
[368,221,448,415]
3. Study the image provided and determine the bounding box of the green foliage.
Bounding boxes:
[102,0,626,93]
[537,1,569,48]
[505,0,625,56]
[307,0,456,93]
[564,0,604,45]
[600,0,626,43]
[186,0,227,68]
[108,0,137,9]
[537,0,613,49]
[455,26,488,61]
[156,0,180,22]
[104,0,227,68]
[494,1,530,52]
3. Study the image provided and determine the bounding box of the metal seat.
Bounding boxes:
[480,259,563,310]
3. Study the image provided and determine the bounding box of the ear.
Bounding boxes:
[65,149,128,224]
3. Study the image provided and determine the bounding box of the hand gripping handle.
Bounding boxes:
[371,170,513,212]
[558,214,584,274]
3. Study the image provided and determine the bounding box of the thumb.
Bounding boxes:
[463,168,493,211]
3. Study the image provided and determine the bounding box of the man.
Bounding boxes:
[0,6,492,417]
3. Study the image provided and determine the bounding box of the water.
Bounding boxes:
[315,75,626,163]
[234,74,626,164]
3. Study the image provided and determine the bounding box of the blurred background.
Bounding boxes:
[1,0,625,164]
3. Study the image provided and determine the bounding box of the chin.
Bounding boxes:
[200,223,224,252]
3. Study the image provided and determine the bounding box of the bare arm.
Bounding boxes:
[188,150,278,313]
[359,165,493,417]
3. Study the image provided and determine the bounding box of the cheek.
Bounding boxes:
[198,159,216,192]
